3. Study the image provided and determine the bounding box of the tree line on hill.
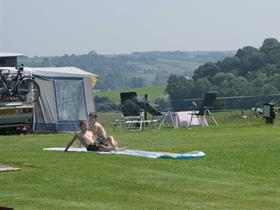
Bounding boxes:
[19,51,233,90]
[166,38,280,110]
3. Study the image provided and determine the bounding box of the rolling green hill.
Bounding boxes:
[19,51,234,90]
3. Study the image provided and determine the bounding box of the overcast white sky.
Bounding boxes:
[0,0,280,56]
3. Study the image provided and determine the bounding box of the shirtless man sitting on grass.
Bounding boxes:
[64,120,117,152]
[88,112,118,151]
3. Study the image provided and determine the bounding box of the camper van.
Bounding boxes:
[0,102,34,134]
[0,53,34,134]
[0,53,98,133]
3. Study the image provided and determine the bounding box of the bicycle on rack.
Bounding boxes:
[0,64,40,103]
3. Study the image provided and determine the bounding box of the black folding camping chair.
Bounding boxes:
[119,92,143,130]
[120,92,140,117]
[188,92,218,127]
[136,101,176,129]
[118,92,166,130]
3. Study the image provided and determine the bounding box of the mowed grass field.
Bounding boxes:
[0,114,280,209]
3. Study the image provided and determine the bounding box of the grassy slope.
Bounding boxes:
[133,59,201,74]
[157,59,202,72]
[94,85,166,103]
[0,116,280,209]
[123,59,200,87]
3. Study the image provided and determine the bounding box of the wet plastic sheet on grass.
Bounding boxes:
[0,164,21,172]
[43,147,206,160]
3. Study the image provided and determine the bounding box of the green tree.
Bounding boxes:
[262,84,278,95]
[166,75,193,100]
[193,62,220,81]
[191,78,212,97]
[227,76,248,96]
[212,72,227,86]
[260,38,280,53]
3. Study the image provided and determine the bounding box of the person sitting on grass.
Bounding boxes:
[64,120,117,152]
[88,112,118,151]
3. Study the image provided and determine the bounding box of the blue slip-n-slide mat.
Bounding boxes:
[43,147,206,160]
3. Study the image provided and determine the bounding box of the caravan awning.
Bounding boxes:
[31,67,99,79]
[2,67,98,79]
[0,52,24,57]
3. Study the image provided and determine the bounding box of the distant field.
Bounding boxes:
[125,72,156,84]
[134,59,200,75]
[126,59,200,86]
[158,58,202,72]
[1,114,280,209]
[94,85,166,103]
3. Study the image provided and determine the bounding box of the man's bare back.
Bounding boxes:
[89,121,106,138]
[88,113,119,151]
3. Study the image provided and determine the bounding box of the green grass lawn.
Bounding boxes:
[0,116,280,209]
[94,85,166,103]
